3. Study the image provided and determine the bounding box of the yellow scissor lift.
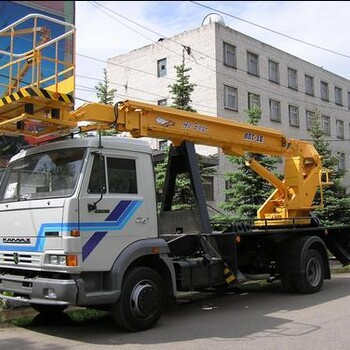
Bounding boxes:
[0,13,76,140]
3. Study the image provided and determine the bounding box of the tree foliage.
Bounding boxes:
[311,111,350,225]
[168,54,196,112]
[94,68,118,135]
[95,68,117,105]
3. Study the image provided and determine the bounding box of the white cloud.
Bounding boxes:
[75,1,350,106]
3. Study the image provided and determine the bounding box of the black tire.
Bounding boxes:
[280,273,296,293]
[294,249,325,294]
[112,267,164,332]
[31,304,67,315]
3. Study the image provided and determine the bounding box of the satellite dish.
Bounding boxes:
[202,13,225,26]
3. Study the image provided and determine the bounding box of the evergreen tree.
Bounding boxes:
[94,68,118,135]
[95,68,117,105]
[218,106,280,219]
[168,53,196,112]
[311,111,350,225]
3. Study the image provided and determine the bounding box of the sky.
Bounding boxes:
[75,1,350,107]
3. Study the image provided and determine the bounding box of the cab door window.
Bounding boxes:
[107,157,137,194]
[87,154,106,194]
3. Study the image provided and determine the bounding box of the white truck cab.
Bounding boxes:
[0,137,173,320]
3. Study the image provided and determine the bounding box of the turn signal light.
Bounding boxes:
[70,229,80,237]
[66,255,78,266]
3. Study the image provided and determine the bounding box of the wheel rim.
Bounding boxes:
[130,280,159,319]
[306,257,321,287]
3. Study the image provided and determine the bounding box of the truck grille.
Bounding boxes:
[0,252,41,267]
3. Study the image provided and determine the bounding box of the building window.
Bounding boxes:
[269,99,281,122]
[158,99,167,106]
[248,93,260,108]
[338,153,346,171]
[223,42,236,68]
[335,87,343,106]
[336,120,344,139]
[159,140,168,150]
[288,68,298,90]
[203,176,214,201]
[268,60,279,83]
[157,58,167,78]
[306,110,315,131]
[224,85,238,110]
[305,75,314,96]
[247,51,259,76]
[289,105,299,127]
[320,81,329,101]
[225,180,233,202]
[322,115,331,135]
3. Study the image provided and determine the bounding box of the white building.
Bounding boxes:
[107,15,350,213]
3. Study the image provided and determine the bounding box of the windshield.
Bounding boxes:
[0,148,85,202]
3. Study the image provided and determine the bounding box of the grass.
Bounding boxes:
[331,265,350,274]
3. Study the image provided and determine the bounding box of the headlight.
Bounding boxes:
[48,255,67,266]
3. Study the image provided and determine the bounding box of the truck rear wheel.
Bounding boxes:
[112,267,164,332]
[294,249,325,294]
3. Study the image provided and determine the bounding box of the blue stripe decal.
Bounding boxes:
[82,231,107,261]
[0,200,143,255]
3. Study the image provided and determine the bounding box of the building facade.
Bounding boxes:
[107,19,350,214]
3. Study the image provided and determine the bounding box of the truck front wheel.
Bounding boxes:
[112,267,164,332]
[294,249,325,294]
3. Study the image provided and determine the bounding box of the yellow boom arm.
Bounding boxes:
[71,100,329,224]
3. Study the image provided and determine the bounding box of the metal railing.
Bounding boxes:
[0,13,75,97]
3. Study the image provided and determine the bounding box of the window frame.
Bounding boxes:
[269,99,281,122]
[157,58,167,78]
[288,67,298,90]
[247,51,259,76]
[306,110,315,131]
[322,115,331,135]
[268,60,279,83]
[288,105,299,127]
[305,74,314,96]
[157,99,167,106]
[224,85,238,111]
[248,92,261,109]
[320,81,329,101]
[336,119,344,139]
[202,175,214,201]
[338,152,346,171]
[335,86,343,106]
[223,42,237,68]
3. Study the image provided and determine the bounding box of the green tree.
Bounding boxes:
[94,68,118,135]
[95,68,117,105]
[154,53,215,210]
[311,111,350,225]
[218,106,280,219]
[168,54,196,112]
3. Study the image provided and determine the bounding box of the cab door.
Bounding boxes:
[78,150,157,271]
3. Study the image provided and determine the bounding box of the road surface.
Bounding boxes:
[1,274,350,350]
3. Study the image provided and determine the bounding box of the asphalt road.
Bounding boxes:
[1,274,350,350]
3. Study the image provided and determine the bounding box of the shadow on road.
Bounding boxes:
[2,274,350,347]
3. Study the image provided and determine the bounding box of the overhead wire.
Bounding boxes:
[80,1,350,116]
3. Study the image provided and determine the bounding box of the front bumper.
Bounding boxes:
[0,272,78,305]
